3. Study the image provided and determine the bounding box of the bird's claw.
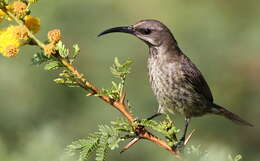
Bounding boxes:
[172,140,185,151]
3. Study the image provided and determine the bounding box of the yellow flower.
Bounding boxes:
[48,29,61,43]
[0,26,21,57]
[12,1,27,16]
[44,43,56,57]
[24,16,40,34]
[5,45,19,57]
[13,26,28,39]
[0,10,5,16]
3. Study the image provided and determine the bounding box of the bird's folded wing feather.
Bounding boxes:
[181,55,214,102]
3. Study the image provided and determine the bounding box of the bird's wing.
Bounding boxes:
[181,55,214,102]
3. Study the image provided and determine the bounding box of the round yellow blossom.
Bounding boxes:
[24,16,40,34]
[48,29,61,43]
[13,26,28,39]
[44,43,56,57]
[0,26,21,57]
[4,45,19,57]
[12,1,27,17]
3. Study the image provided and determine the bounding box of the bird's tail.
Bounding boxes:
[211,103,253,127]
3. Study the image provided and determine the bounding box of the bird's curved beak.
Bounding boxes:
[98,26,134,37]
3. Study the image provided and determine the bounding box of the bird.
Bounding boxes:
[98,19,253,149]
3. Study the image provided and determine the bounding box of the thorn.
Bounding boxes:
[86,92,95,96]
[184,129,195,145]
[119,92,126,104]
[120,137,141,154]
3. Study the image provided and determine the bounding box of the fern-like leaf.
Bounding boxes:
[56,41,69,58]
[96,126,109,161]
[31,52,49,65]
[67,136,99,161]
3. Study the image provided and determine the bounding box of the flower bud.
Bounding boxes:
[48,29,61,43]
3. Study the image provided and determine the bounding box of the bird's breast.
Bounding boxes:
[147,55,207,116]
[148,56,186,111]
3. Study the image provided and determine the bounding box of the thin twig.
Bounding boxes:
[4,10,45,48]
[86,92,95,97]
[184,129,196,146]
[120,137,141,153]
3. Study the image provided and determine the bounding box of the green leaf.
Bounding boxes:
[69,44,80,63]
[54,78,65,84]
[234,155,242,161]
[54,70,79,87]
[31,52,49,65]
[79,138,99,161]
[67,137,99,161]
[108,138,120,150]
[59,70,71,78]
[111,81,118,89]
[184,145,207,160]
[95,82,121,100]
[54,78,79,88]
[114,57,121,67]
[56,41,69,58]
[95,136,108,161]
[111,118,133,133]
[1,0,8,6]
[228,154,242,161]
[95,126,110,161]
[73,44,80,57]
[110,57,133,78]
[44,61,61,70]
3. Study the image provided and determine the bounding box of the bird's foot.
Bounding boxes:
[132,119,145,133]
[172,139,185,151]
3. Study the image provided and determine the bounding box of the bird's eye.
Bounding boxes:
[139,28,152,35]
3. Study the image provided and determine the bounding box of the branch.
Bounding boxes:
[60,55,182,159]
[4,9,184,160]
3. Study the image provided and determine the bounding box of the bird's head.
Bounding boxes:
[98,20,177,47]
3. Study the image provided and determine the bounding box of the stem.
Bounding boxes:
[5,10,45,48]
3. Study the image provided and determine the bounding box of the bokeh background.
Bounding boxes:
[0,0,260,161]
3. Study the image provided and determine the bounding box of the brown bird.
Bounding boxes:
[98,20,253,149]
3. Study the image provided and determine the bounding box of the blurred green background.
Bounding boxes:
[0,0,260,161]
